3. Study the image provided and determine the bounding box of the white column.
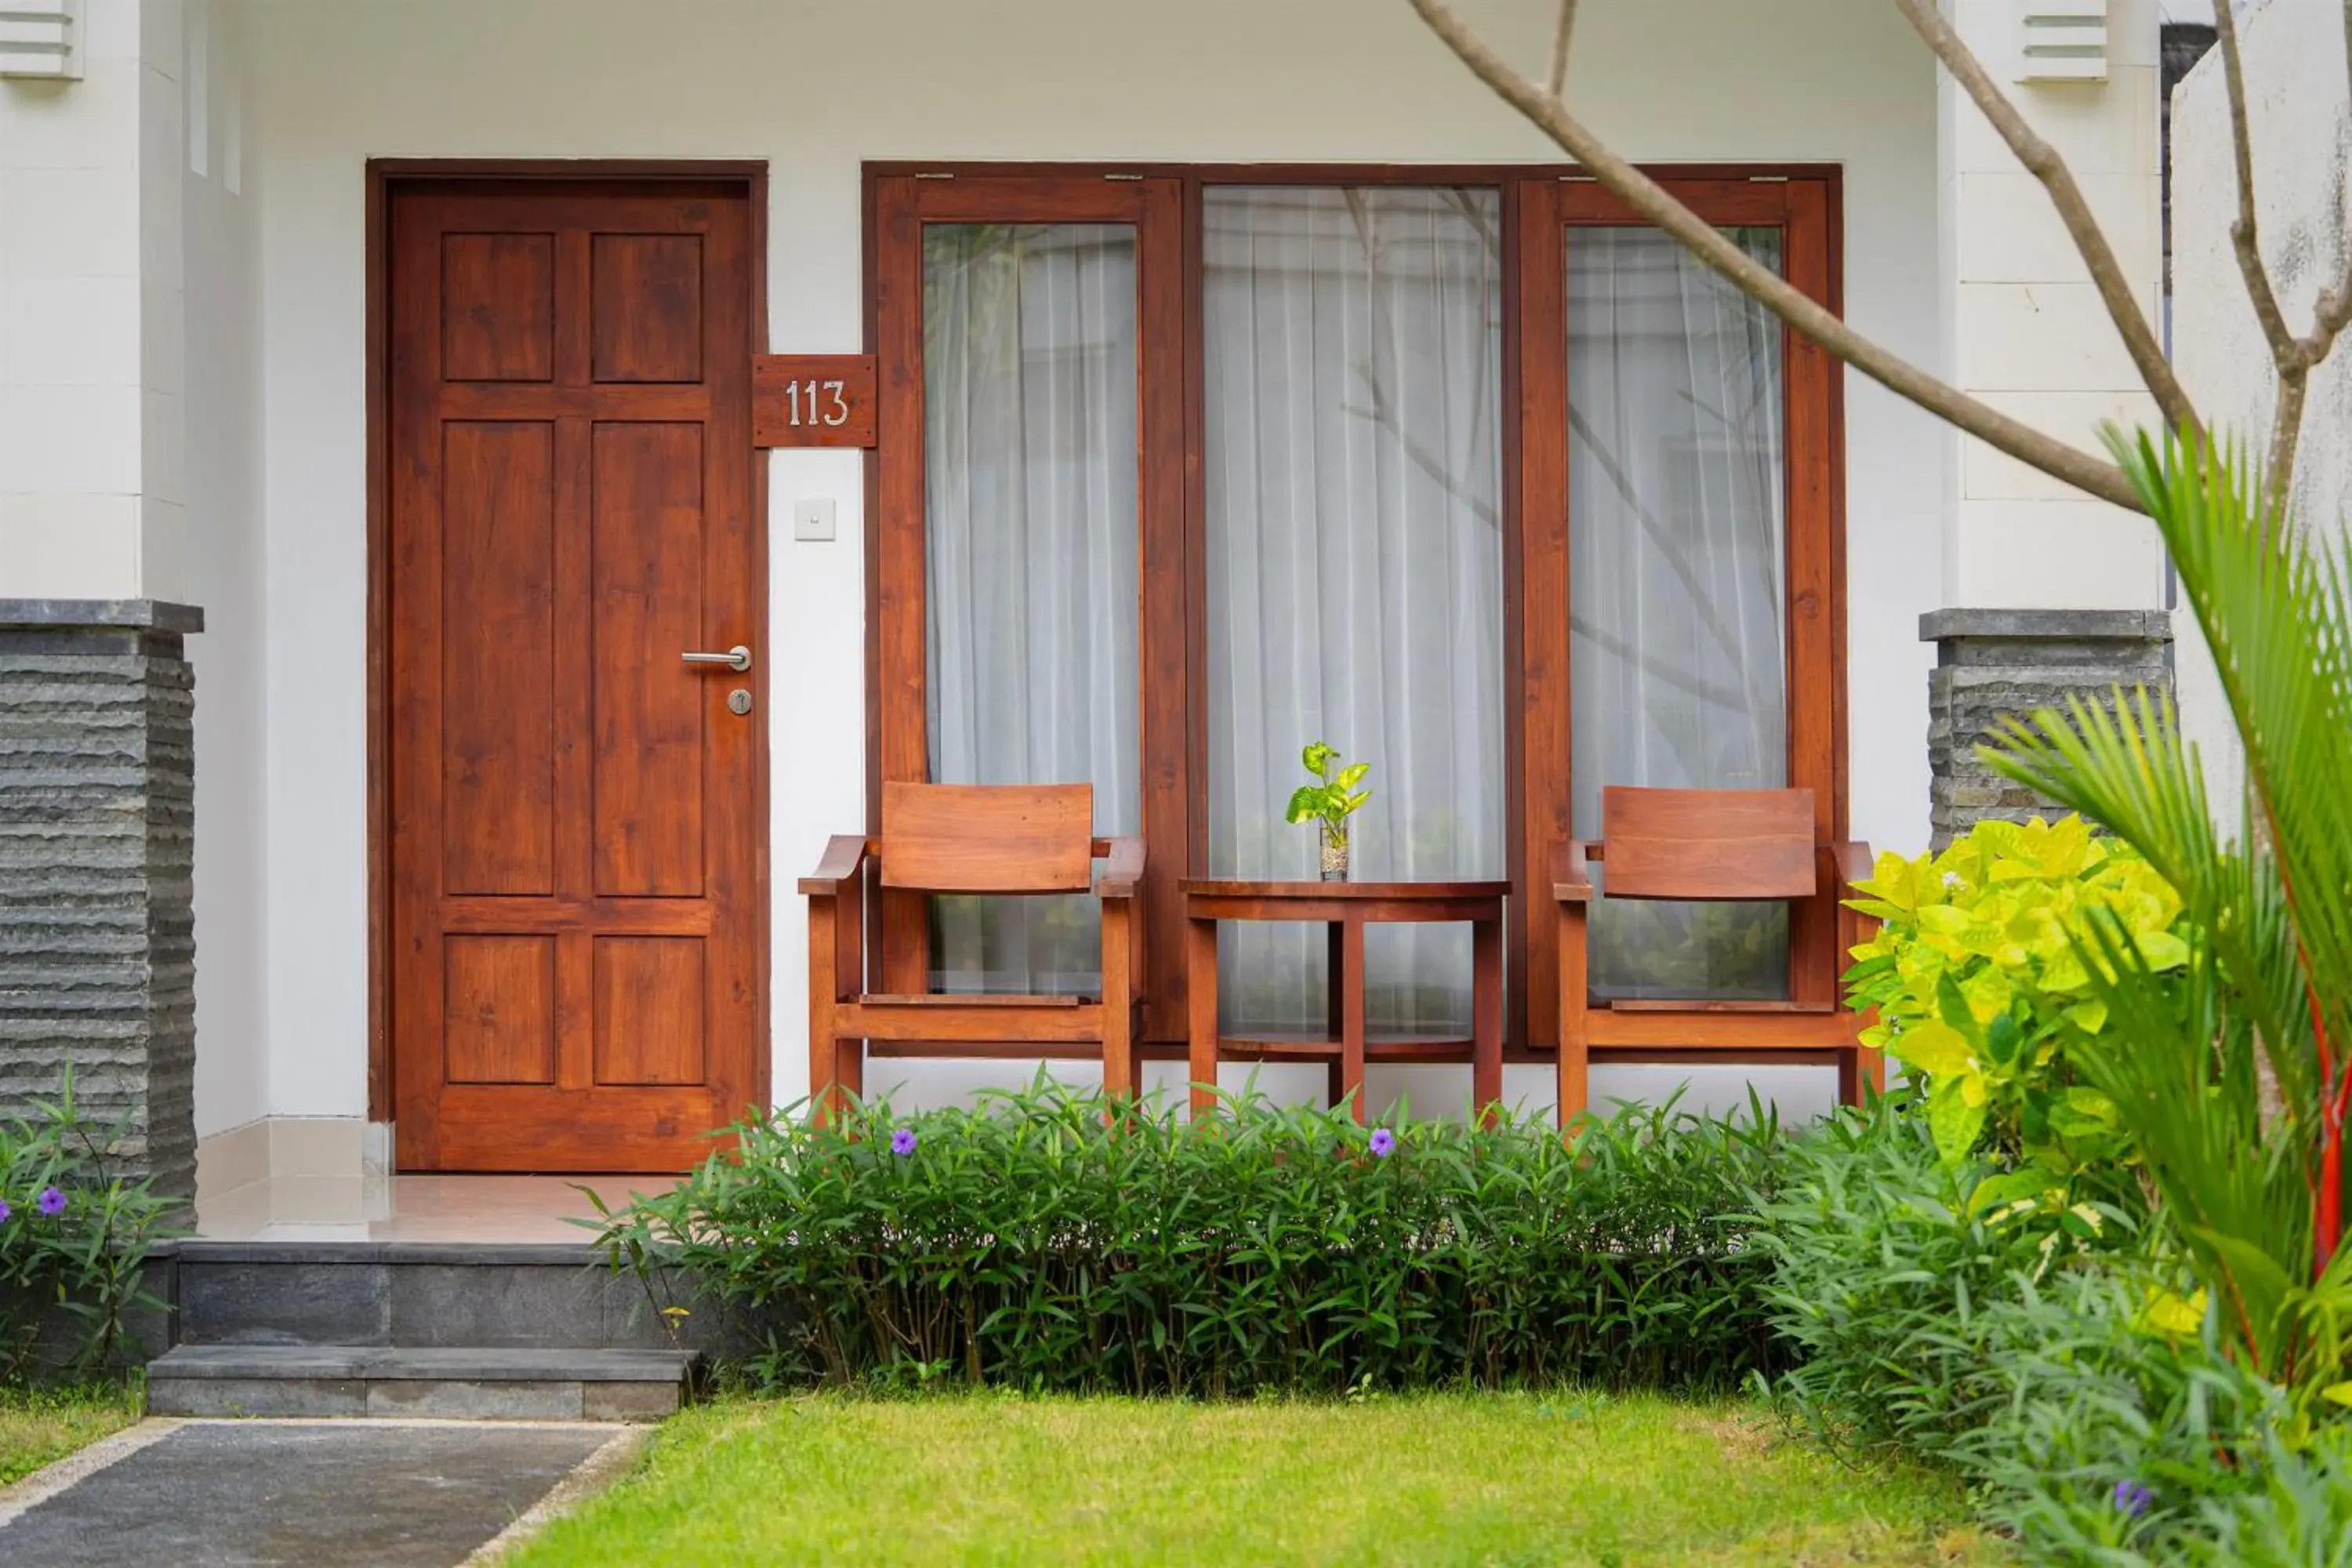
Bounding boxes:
[0,0,185,601]
[1937,0,2168,612]
[2171,0,2352,826]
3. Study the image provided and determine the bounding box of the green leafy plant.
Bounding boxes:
[1755,1102,2331,1563]
[1991,430,2352,1413]
[1842,814,2188,1203]
[1283,742,1371,851]
[597,1081,1790,1396]
[0,1077,176,1383]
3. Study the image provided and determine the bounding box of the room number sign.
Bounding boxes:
[753,354,877,448]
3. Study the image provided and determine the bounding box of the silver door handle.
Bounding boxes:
[681,645,753,672]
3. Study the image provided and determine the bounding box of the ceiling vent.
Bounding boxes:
[0,0,83,80]
[2019,0,2109,83]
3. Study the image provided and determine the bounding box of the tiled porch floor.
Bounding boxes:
[192,1173,683,1245]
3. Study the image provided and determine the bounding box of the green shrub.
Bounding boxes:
[1843,814,2187,1207]
[597,1083,1790,1396]
[0,1080,176,1382]
[1756,1098,2352,1565]
[1754,1096,2145,1465]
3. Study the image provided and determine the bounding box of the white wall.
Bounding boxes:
[221,0,1945,1128]
[183,0,268,1140]
[1936,0,2169,613]
[0,0,186,599]
[2172,0,2352,825]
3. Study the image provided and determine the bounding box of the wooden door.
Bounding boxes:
[385,176,763,1171]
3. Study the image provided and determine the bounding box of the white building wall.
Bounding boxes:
[1937,0,2169,613]
[221,0,1947,1136]
[2172,0,2352,825]
[0,0,2096,1161]
[0,0,187,600]
[183,0,269,1146]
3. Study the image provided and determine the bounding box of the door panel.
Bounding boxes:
[444,935,557,1085]
[592,234,703,383]
[387,176,761,1171]
[593,937,707,1086]
[440,421,557,896]
[590,422,707,899]
[441,234,555,383]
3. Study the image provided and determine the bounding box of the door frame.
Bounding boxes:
[364,158,771,1129]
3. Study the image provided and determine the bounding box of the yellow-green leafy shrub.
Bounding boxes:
[1842,815,2189,1206]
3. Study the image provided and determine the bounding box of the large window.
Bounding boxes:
[921,222,1140,993]
[869,167,1844,1045]
[1203,187,1504,1036]
[1568,227,1788,1002]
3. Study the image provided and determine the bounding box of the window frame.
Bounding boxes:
[864,162,1846,1052]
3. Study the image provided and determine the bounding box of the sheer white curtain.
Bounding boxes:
[1569,227,1789,1000]
[924,223,1139,993]
[1204,187,1504,1035]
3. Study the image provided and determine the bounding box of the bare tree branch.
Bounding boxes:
[2209,1,2352,501]
[1896,0,2202,441]
[2213,0,2306,496]
[1405,0,2145,513]
[1546,0,1579,98]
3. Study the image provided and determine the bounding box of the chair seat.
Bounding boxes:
[861,993,1088,1008]
[1602,999,1835,1014]
[1583,1007,1864,1050]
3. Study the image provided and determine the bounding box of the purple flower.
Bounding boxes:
[1368,1128,1397,1159]
[0,1199,11,1224]
[889,1128,918,1158]
[2111,1479,2153,1518]
[35,1186,64,1218]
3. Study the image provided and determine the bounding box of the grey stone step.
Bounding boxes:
[145,1343,699,1421]
[170,1242,723,1353]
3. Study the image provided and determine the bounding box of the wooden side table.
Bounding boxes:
[1180,879,1508,1123]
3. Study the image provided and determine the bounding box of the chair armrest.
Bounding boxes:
[1552,840,1596,905]
[1829,840,1875,893]
[1094,836,1146,900]
[799,835,871,896]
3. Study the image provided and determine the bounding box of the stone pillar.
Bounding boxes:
[0,600,201,1199]
[1922,608,2173,848]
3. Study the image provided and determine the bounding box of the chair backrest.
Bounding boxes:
[879,782,1095,894]
[1599,786,1817,902]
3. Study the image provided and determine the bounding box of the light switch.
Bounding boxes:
[793,498,837,542]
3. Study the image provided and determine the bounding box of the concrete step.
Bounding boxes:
[144,1343,699,1421]
[170,1241,724,1354]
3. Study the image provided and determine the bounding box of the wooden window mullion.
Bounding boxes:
[1781,174,1843,1007]
[1137,176,1189,1042]
[871,173,931,995]
[1514,176,1571,1049]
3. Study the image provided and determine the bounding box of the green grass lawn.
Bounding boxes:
[0,1384,142,1489]
[506,1391,2003,1567]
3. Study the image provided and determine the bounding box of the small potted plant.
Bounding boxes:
[1285,742,1371,881]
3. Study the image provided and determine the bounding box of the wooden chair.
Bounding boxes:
[800,782,1145,1118]
[1552,786,1881,1126]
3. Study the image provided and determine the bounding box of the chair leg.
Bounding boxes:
[1557,903,1591,1137]
[808,891,862,1125]
[1838,1039,1885,1109]
[1101,901,1136,1104]
[830,1034,864,1112]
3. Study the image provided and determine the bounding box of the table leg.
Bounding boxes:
[1472,910,1504,1124]
[1340,914,1367,1124]
[1325,920,1346,1110]
[1186,916,1219,1120]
